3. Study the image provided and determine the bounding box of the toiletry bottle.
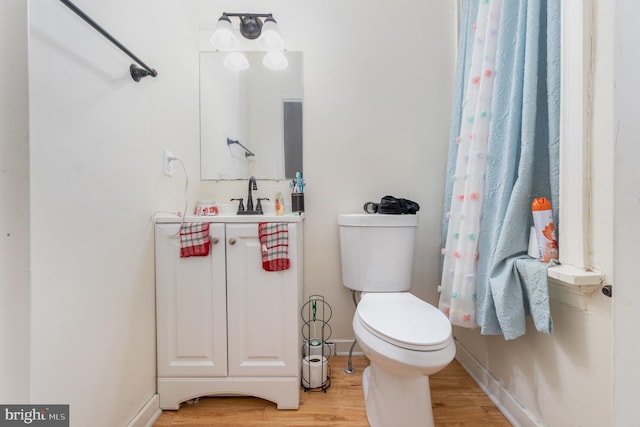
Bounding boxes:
[532,197,558,262]
[275,192,285,216]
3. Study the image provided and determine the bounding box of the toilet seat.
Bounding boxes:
[357,293,451,351]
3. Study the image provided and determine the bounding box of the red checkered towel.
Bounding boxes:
[179,223,211,258]
[258,222,290,271]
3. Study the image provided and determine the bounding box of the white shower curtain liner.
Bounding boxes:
[439,0,502,327]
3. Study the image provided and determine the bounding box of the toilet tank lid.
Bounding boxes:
[357,293,451,351]
[337,214,418,227]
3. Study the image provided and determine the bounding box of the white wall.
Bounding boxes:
[0,0,30,403]
[613,1,640,424]
[26,0,199,425]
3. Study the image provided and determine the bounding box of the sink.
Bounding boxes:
[217,203,238,216]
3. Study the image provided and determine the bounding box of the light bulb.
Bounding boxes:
[224,52,249,71]
[210,18,239,51]
[263,51,288,70]
[257,19,284,51]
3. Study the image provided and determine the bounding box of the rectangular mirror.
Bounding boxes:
[200,51,303,180]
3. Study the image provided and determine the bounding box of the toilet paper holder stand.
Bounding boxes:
[301,295,332,392]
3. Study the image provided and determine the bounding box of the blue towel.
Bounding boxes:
[444,0,560,340]
[515,259,556,334]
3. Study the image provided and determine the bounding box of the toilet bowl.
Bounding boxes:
[337,213,456,427]
[354,293,455,377]
[353,292,455,427]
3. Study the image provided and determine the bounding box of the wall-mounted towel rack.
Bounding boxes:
[59,0,158,82]
[227,138,255,158]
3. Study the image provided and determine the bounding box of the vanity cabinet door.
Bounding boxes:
[226,223,299,377]
[155,223,227,377]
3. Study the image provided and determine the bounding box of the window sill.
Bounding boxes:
[548,264,604,310]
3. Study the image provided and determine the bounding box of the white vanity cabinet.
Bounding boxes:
[154,217,303,410]
[155,222,227,380]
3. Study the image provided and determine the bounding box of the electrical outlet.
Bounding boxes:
[163,150,174,176]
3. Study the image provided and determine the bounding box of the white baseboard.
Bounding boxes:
[126,394,162,427]
[454,340,547,427]
[329,338,363,357]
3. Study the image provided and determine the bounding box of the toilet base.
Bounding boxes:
[362,363,434,427]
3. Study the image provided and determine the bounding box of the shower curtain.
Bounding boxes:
[439,0,560,340]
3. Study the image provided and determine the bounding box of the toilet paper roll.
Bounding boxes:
[301,355,328,388]
[304,339,322,357]
[527,226,540,259]
[304,339,331,357]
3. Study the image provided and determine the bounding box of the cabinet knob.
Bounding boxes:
[211,237,219,245]
[228,238,236,245]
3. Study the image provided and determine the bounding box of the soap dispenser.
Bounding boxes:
[275,188,285,216]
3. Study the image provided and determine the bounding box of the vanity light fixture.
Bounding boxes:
[211,12,288,70]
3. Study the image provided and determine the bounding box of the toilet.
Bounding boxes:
[338,213,455,427]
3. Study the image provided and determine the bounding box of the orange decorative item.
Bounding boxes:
[531,197,559,262]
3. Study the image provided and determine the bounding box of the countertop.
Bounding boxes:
[154,213,305,224]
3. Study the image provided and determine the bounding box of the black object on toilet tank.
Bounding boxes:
[363,196,420,215]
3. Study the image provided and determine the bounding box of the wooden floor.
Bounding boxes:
[153,356,511,426]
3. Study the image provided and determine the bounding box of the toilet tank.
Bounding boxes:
[338,214,418,292]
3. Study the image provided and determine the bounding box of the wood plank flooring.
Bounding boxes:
[153,356,511,426]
